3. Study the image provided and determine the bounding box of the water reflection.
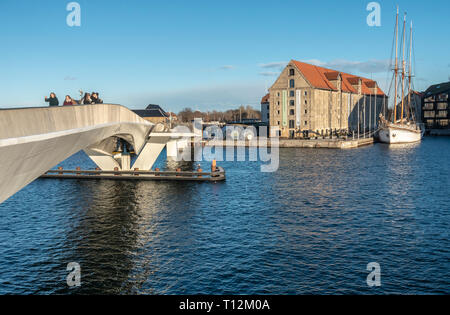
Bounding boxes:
[0,139,449,294]
[381,142,421,150]
[54,178,200,294]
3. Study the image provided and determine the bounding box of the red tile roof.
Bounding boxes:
[292,60,385,96]
[340,73,358,93]
[261,93,270,103]
[364,80,377,88]
[324,71,340,81]
[346,77,360,85]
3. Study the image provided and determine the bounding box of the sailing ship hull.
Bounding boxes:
[378,125,422,144]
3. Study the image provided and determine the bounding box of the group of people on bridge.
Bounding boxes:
[44,91,104,107]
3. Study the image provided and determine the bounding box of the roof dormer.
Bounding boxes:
[324,71,341,91]
[363,80,378,95]
[347,77,362,94]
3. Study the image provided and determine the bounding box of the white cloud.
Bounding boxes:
[64,76,77,81]
[305,59,326,66]
[259,71,280,77]
[258,61,288,69]
[218,65,235,70]
[257,61,287,77]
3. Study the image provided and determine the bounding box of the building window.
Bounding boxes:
[439,120,449,127]
[290,90,295,97]
[289,69,295,76]
[277,110,280,115]
[305,91,308,96]
[267,113,269,119]
[424,103,434,110]
[289,120,295,128]
[290,100,295,106]
[289,109,295,115]
[277,92,280,97]
[305,121,308,126]
[289,79,295,88]
[305,100,307,104]
[305,110,307,114]
[437,102,448,110]
[267,105,270,110]
[277,121,280,125]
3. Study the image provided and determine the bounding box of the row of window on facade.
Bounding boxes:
[276,99,308,107]
[276,90,308,97]
[276,120,309,127]
[424,110,448,118]
[423,102,448,110]
[426,119,449,128]
[424,93,449,102]
[275,109,307,115]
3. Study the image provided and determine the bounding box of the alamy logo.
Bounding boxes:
[66,262,81,287]
[366,2,381,27]
[366,262,381,287]
[66,2,81,27]
[169,119,280,173]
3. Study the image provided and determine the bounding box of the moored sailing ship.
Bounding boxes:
[378,7,423,144]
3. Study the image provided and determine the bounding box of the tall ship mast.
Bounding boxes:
[407,21,416,122]
[401,13,406,123]
[378,6,423,144]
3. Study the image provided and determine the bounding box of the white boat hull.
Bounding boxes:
[378,125,422,144]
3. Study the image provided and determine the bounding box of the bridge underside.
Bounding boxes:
[0,104,154,204]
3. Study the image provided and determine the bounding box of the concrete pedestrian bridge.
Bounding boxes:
[0,104,158,203]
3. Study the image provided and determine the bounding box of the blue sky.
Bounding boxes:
[0,0,448,112]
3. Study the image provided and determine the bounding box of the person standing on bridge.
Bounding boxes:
[63,95,75,106]
[82,93,93,105]
[45,93,59,106]
[91,92,103,104]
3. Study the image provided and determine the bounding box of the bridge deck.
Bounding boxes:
[0,104,153,203]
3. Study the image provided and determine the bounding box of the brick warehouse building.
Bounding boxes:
[268,60,388,138]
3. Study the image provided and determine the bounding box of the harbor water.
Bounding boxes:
[0,137,449,294]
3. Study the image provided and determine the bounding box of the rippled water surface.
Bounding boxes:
[0,137,449,294]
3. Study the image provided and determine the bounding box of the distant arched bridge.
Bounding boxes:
[0,104,155,203]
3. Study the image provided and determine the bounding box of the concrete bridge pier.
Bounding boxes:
[84,148,121,170]
[83,135,136,171]
[166,140,178,160]
[83,132,197,172]
[166,139,189,160]
[133,132,197,169]
[132,133,172,171]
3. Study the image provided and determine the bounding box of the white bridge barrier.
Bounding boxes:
[0,104,153,204]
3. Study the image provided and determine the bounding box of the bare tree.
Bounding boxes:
[177,105,261,123]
